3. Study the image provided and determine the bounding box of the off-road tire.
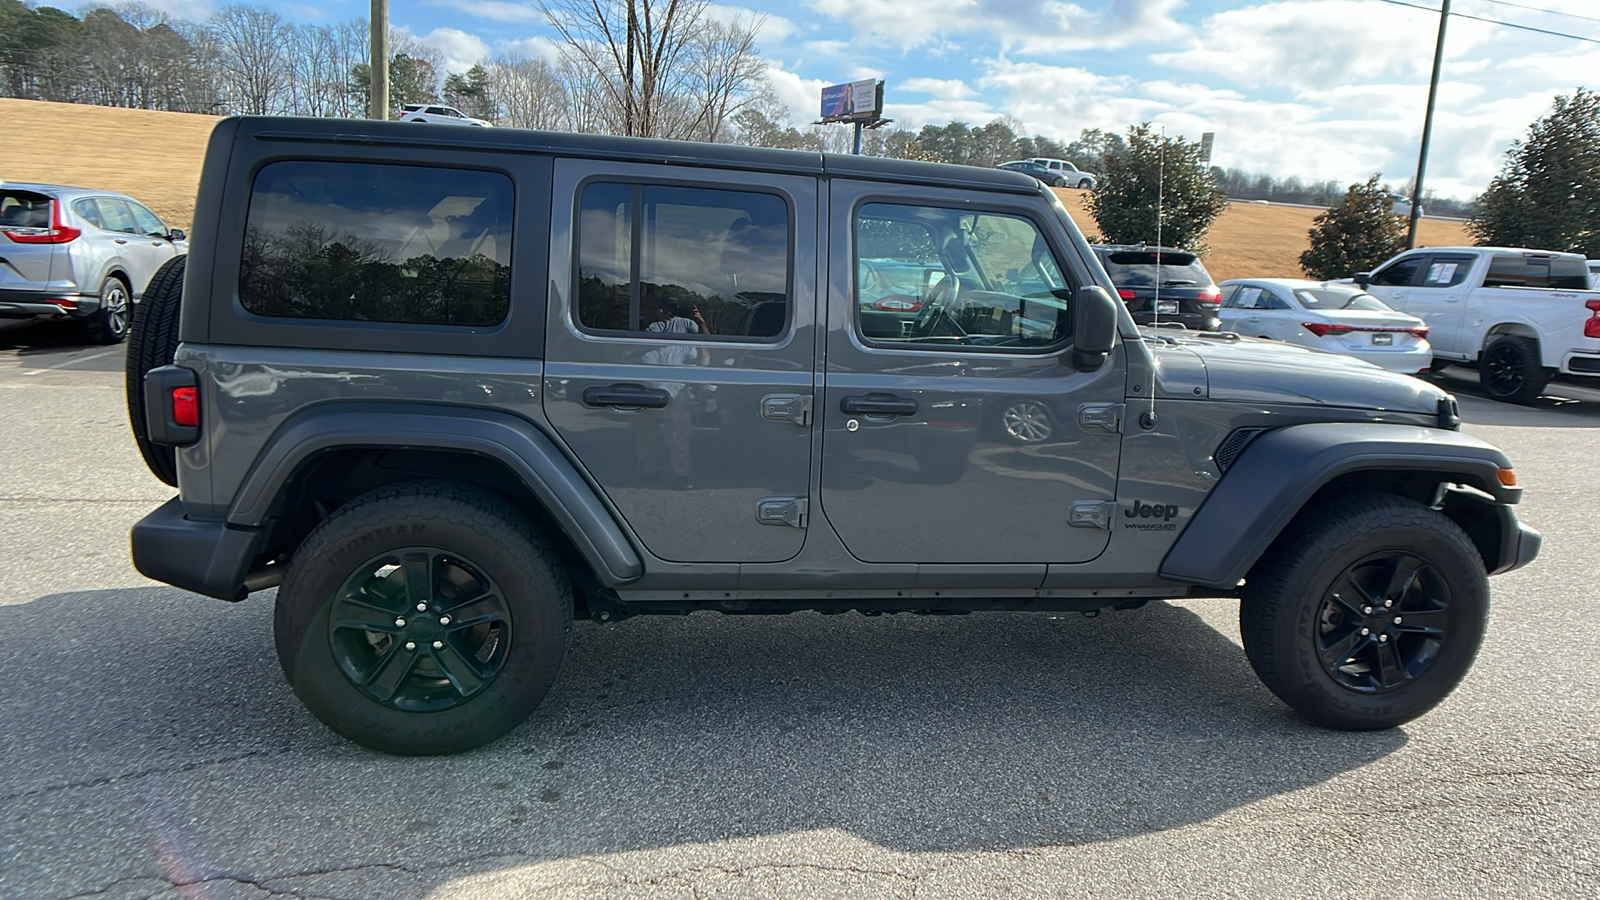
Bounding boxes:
[87,276,130,345]
[274,481,572,755]
[124,256,186,486]
[1239,492,1488,730]
[1480,335,1549,405]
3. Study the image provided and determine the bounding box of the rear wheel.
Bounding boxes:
[1076,179,1092,189]
[124,256,186,486]
[87,277,129,345]
[1239,492,1488,730]
[1480,335,1549,404]
[274,481,572,755]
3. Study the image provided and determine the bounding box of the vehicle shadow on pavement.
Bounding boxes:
[0,319,96,351]
[0,588,1406,897]
[1422,369,1600,427]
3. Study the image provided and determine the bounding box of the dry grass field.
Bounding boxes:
[2,98,1472,280]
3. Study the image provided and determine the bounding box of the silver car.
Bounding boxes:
[0,181,186,343]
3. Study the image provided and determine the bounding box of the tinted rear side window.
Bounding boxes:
[575,182,791,339]
[240,161,512,326]
[1484,255,1590,290]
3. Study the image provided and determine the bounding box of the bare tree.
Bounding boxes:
[537,0,711,138]
[209,4,290,114]
[675,15,764,142]
[483,53,568,130]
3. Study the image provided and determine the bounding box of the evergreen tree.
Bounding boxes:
[1300,175,1406,280]
[443,64,493,120]
[1087,124,1228,252]
[1470,88,1600,256]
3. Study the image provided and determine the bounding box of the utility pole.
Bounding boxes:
[369,0,388,120]
[1408,0,1450,248]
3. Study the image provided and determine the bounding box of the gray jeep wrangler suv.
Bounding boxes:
[127,117,1540,754]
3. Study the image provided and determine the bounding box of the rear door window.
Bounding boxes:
[93,198,139,234]
[575,182,791,340]
[239,161,513,326]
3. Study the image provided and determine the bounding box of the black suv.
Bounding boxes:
[1092,244,1221,331]
[126,117,1538,755]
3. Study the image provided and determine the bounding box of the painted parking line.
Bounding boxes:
[19,346,123,375]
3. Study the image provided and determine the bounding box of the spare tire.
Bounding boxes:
[126,255,187,487]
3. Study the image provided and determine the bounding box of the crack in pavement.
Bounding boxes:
[3,749,288,803]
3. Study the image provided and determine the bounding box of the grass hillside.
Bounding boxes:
[2,98,1473,280]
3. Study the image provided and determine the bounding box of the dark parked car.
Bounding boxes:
[995,160,1067,188]
[126,117,1537,755]
[1092,244,1221,331]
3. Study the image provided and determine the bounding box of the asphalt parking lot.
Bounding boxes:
[1,330,1596,899]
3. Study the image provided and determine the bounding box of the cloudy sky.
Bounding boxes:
[166,0,1600,200]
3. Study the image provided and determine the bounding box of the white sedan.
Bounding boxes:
[397,104,493,127]
[1218,278,1433,374]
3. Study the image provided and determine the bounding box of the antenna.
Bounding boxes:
[1142,126,1165,430]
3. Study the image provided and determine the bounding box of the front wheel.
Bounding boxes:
[274,481,572,755]
[1239,492,1488,730]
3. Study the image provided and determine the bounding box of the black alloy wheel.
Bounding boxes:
[328,548,513,712]
[1480,335,1548,404]
[1313,551,1452,693]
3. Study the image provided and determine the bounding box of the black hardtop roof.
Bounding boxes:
[225,116,1044,195]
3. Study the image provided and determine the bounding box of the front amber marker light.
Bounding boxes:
[1497,468,1519,487]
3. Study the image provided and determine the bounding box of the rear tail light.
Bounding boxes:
[1407,325,1429,338]
[1196,289,1221,309]
[1586,299,1600,339]
[171,387,199,427]
[1,199,81,244]
[1302,322,1354,337]
[1117,289,1136,300]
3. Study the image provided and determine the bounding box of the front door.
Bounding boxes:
[1401,252,1476,355]
[543,160,817,564]
[819,180,1124,564]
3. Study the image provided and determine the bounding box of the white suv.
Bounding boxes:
[1029,158,1097,189]
[398,104,492,127]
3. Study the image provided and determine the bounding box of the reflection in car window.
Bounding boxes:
[239,161,512,326]
[129,203,167,237]
[93,198,138,234]
[575,182,790,340]
[1369,257,1422,287]
[854,202,1074,350]
[71,198,105,229]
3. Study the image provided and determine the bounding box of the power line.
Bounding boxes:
[1373,0,1600,44]
[1474,0,1600,28]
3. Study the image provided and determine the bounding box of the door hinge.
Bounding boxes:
[1068,500,1116,530]
[760,394,813,427]
[1078,402,1124,434]
[757,496,808,528]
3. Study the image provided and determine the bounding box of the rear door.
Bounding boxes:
[543,160,817,564]
[1401,252,1476,354]
[818,179,1124,566]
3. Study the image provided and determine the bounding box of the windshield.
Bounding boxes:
[1294,288,1392,311]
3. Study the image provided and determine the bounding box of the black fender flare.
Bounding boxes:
[228,403,645,586]
[1160,422,1519,589]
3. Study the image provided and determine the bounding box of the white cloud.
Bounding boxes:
[418,27,493,73]
[901,78,977,100]
[765,63,831,123]
[806,0,1186,54]
[494,35,565,61]
[424,0,544,24]
[706,5,800,44]
[135,0,215,20]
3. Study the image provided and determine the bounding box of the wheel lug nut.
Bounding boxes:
[395,617,406,627]
[432,640,444,649]
[1393,616,1403,624]
[404,641,416,650]
[439,615,451,626]
[1384,600,1393,608]
[1379,634,1389,643]
[416,602,427,612]
[1362,606,1373,614]
[1360,627,1370,635]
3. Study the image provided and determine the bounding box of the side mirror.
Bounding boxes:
[1354,272,1371,289]
[168,229,186,242]
[1072,285,1118,370]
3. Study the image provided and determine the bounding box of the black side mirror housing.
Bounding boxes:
[1354,272,1371,289]
[1072,285,1118,370]
[168,229,187,242]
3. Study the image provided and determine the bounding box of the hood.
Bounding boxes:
[1145,331,1450,414]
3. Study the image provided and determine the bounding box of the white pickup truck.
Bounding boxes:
[1355,246,1600,403]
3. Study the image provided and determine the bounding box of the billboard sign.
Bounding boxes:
[820,80,883,120]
